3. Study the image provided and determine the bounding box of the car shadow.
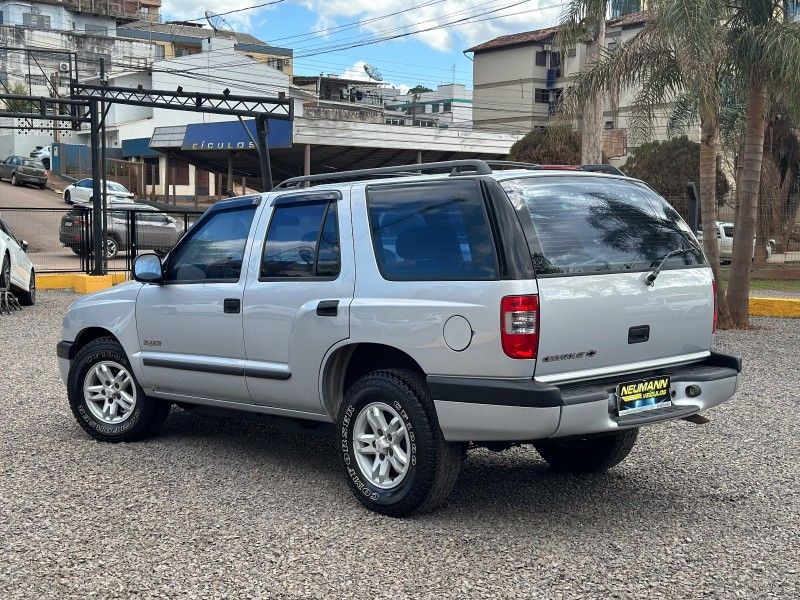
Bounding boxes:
[151,407,692,529]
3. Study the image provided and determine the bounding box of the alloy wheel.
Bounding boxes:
[83,361,137,424]
[352,401,412,490]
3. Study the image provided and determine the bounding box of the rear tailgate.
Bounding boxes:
[501,174,713,384]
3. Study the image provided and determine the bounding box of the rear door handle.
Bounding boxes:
[223,298,241,314]
[317,300,339,317]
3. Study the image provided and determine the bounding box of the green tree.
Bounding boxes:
[2,83,36,113]
[558,0,608,164]
[558,3,735,327]
[622,136,729,201]
[723,0,800,326]
[407,85,433,95]
[508,126,581,165]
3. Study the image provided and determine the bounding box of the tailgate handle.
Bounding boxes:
[628,325,650,344]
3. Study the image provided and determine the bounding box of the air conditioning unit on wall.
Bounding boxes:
[59,62,70,73]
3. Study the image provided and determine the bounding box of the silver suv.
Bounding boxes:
[57,161,740,516]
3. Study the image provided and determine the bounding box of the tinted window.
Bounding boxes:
[367,181,498,281]
[166,205,256,282]
[502,176,705,276]
[22,159,44,169]
[107,181,128,193]
[261,201,340,278]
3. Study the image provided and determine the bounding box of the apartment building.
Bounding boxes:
[466,8,683,163]
[384,84,472,129]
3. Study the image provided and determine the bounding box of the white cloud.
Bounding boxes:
[298,0,563,53]
[160,0,279,30]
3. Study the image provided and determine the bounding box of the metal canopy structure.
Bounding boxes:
[70,83,293,119]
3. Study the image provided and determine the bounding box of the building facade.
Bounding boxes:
[467,8,687,164]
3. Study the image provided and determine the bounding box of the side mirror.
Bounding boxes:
[133,253,163,284]
[20,240,28,252]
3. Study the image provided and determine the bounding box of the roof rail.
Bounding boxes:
[581,164,625,176]
[483,160,539,171]
[274,159,493,189]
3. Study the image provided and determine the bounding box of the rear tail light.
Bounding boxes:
[712,279,718,333]
[501,294,539,359]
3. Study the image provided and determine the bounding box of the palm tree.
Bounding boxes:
[724,0,800,326]
[559,0,609,164]
[558,1,735,327]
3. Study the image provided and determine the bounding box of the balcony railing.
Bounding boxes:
[62,0,158,22]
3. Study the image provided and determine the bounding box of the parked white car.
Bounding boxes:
[0,214,35,304]
[697,221,773,261]
[63,179,135,204]
[30,145,51,170]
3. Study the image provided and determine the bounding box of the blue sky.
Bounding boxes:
[160,1,564,91]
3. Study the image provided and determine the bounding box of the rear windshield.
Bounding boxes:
[23,159,44,169]
[502,176,705,276]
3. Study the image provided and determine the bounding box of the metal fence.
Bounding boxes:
[0,206,203,274]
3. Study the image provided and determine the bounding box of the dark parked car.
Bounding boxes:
[0,156,47,188]
[59,202,183,259]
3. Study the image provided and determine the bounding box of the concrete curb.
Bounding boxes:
[38,273,128,294]
[749,297,800,318]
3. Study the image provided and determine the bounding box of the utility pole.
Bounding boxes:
[89,100,103,275]
[255,114,272,191]
[50,71,60,144]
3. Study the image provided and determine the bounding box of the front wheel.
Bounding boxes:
[64,190,71,204]
[337,369,461,517]
[10,173,17,186]
[105,236,120,259]
[17,270,35,306]
[67,337,170,442]
[534,429,639,473]
[1,254,10,290]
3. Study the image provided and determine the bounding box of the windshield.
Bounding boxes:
[23,159,45,169]
[502,176,705,276]
[106,181,129,193]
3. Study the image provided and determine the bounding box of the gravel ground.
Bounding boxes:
[1,290,798,599]
[750,289,800,298]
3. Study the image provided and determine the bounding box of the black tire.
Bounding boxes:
[64,190,71,204]
[534,429,639,473]
[337,369,461,517]
[39,183,47,190]
[0,253,9,291]
[67,337,170,443]
[10,172,17,186]
[17,270,35,306]
[69,245,81,255]
[105,235,120,259]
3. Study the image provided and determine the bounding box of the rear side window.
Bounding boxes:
[261,201,340,278]
[367,180,498,281]
[502,176,705,276]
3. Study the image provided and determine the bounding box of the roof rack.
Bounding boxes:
[273,159,624,190]
[275,159,495,189]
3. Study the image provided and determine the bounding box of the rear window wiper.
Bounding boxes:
[645,247,699,286]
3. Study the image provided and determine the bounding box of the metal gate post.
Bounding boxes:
[89,100,104,275]
[256,115,273,191]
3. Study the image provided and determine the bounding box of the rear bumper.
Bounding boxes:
[429,352,741,442]
[17,173,47,185]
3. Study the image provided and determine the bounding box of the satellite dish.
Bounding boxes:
[205,10,235,33]
[363,63,384,82]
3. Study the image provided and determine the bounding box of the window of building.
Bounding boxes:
[165,206,257,282]
[367,180,498,281]
[261,201,340,278]
[431,103,440,113]
[535,88,549,104]
[23,13,50,29]
[144,158,160,185]
[550,52,561,69]
[84,24,108,36]
[535,50,547,67]
[154,45,165,60]
[25,74,48,87]
[443,101,452,112]
[267,58,285,71]
[605,120,615,130]
[170,157,190,186]
[174,46,197,58]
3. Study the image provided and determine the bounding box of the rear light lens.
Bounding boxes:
[501,295,539,359]
[712,279,718,333]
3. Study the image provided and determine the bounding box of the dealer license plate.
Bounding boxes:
[616,375,671,415]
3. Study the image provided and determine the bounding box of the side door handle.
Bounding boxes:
[316,300,339,317]
[223,298,241,314]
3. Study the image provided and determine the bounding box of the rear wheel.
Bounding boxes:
[337,369,461,517]
[105,235,120,259]
[10,172,17,186]
[17,270,35,306]
[534,429,639,473]
[68,337,170,442]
